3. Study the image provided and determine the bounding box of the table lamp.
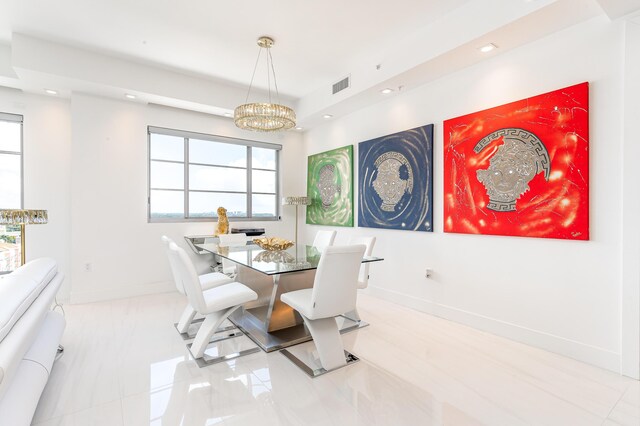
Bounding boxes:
[282,196,310,248]
[0,209,48,266]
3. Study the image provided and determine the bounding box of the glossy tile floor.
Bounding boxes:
[32,292,639,425]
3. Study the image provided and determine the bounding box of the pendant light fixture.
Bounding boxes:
[234,36,296,132]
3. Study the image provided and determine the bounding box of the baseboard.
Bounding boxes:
[367,286,621,373]
[70,280,175,304]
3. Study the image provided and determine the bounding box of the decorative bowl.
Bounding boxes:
[253,250,296,263]
[253,237,294,251]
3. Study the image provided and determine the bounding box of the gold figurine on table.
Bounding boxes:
[214,207,229,236]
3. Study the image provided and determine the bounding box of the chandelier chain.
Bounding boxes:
[245,45,263,104]
[267,46,272,104]
[268,49,281,106]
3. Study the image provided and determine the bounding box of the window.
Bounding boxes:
[148,126,281,222]
[0,112,23,272]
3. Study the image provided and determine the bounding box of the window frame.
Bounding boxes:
[0,112,24,209]
[147,126,281,223]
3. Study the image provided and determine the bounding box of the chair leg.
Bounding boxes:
[176,304,197,334]
[303,316,348,371]
[175,304,238,340]
[190,306,241,359]
[343,308,361,322]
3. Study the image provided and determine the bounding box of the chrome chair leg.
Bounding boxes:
[280,349,359,378]
[55,344,65,361]
[186,306,260,367]
[174,319,237,340]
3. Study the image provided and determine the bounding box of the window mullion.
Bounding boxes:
[184,137,189,219]
[149,158,184,165]
[247,146,252,218]
[276,149,280,220]
[189,161,246,170]
[147,129,151,219]
[19,121,24,209]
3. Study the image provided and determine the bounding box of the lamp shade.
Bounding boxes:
[282,196,310,206]
[0,209,48,225]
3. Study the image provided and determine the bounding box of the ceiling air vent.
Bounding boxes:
[332,76,350,95]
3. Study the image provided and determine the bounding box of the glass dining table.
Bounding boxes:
[186,236,383,352]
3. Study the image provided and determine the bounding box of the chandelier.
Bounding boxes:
[234,36,296,132]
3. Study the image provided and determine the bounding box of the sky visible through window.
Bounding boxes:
[0,121,21,209]
[149,131,278,219]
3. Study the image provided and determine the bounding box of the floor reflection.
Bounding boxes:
[33,292,639,426]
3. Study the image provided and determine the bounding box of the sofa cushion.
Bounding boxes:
[9,258,58,286]
[0,258,57,343]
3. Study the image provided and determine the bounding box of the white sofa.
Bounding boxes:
[0,258,66,425]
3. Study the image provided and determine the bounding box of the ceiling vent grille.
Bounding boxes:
[332,76,350,95]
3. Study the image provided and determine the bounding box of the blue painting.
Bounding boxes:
[358,124,433,232]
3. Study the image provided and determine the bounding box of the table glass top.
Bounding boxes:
[195,241,383,275]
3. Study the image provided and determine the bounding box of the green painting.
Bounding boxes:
[306,145,354,226]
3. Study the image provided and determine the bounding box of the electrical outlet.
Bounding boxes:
[425,268,433,278]
[84,263,92,272]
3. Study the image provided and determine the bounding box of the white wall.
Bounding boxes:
[0,87,305,304]
[0,87,72,297]
[302,16,633,373]
[621,16,640,379]
[69,93,305,303]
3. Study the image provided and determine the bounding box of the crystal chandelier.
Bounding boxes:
[234,36,296,132]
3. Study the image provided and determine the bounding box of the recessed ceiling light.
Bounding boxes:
[295,126,303,130]
[44,89,58,95]
[323,114,333,119]
[380,88,394,94]
[125,94,136,100]
[479,43,497,53]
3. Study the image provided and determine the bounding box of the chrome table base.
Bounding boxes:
[229,308,368,353]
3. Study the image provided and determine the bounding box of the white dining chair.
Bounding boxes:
[280,244,366,377]
[312,230,336,252]
[168,242,260,366]
[344,236,376,322]
[218,233,248,276]
[161,236,234,339]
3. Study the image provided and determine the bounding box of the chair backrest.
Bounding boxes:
[312,230,336,251]
[218,233,247,246]
[218,233,246,273]
[168,242,207,313]
[161,235,185,295]
[311,244,366,319]
[348,236,376,287]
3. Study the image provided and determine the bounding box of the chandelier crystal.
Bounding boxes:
[234,36,296,132]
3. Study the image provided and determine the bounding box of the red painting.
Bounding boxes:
[443,82,589,240]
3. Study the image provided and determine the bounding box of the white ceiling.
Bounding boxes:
[0,0,471,98]
[0,0,639,127]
